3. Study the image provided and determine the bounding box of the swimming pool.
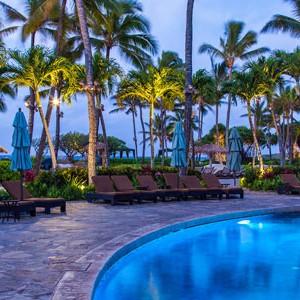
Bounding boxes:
[92,212,300,299]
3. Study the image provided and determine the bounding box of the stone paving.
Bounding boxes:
[1,190,300,300]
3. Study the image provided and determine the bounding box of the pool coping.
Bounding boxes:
[52,205,300,299]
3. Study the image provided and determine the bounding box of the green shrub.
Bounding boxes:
[61,185,84,200]
[0,161,21,181]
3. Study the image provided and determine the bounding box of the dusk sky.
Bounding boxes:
[0,0,298,156]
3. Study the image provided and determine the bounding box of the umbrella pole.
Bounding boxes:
[20,171,24,201]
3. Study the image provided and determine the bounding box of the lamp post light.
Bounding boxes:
[25,100,38,112]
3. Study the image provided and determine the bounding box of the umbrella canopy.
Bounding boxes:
[0,146,8,153]
[171,122,187,168]
[10,108,32,200]
[195,144,228,167]
[11,108,32,172]
[226,127,242,173]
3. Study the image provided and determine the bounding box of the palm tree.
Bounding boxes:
[75,0,97,184]
[0,41,15,112]
[3,46,73,170]
[117,65,183,168]
[0,0,59,145]
[192,69,213,143]
[231,68,268,171]
[199,20,269,149]
[92,53,123,166]
[84,0,158,68]
[261,0,300,38]
[184,0,195,164]
[209,59,227,148]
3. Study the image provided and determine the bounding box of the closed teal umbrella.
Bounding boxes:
[226,127,242,185]
[171,122,186,187]
[171,122,187,168]
[10,108,32,200]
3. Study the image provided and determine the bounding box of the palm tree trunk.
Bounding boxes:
[35,0,67,169]
[184,0,194,163]
[288,109,293,164]
[131,109,138,160]
[160,107,165,166]
[34,87,56,173]
[54,90,62,159]
[247,101,263,172]
[225,67,233,149]
[139,105,146,165]
[35,92,57,170]
[97,94,109,166]
[75,0,96,184]
[150,101,155,168]
[27,88,35,149]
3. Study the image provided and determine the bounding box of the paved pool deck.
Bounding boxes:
[1,190,300,300]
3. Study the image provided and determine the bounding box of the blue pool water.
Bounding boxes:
[93,213,300,299]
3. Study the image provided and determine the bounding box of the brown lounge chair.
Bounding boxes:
[136,175,181,201]
[2,181,66,214]
[163,173,189,200]
[201,173,244,199]
[111,175,158,203]
[86,175,134,205]
[182,175,223,200]
[280,174,300,194]
[0,200,36,218]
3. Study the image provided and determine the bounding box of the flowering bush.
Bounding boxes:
[261,170,275,180]
[141,165,152,175]
[24,170,36,183]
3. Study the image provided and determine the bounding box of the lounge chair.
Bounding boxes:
[182,175,223,200]
[111,175,158,203]
[201,173,244,199]
[87,175,134,205]
[215,167,231,178]
[0,200,36,220]
[280,174,300,194]
[163,173,189,200]
[136,175,182,201]
[2,181,66,214]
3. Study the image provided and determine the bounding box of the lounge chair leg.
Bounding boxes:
[61,205,66,212]
[30,210,36,217]
[45,207,51,214]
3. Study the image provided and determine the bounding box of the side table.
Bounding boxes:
[1,200,20,223]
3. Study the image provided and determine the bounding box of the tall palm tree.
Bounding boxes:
[111,82,140,160]
[75,0,97,184]
[231,68,268,171]
[0,41,15,112]
[117,65,183,168]
[0,0,59,145]
[209,59,227,148]
[199,20,269,149]
[3,46,73,170]
[84,0,158,68]
[261,0,300,38]
[92,53,123,166]
[184,0,195,164]
[192,68,214,143]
